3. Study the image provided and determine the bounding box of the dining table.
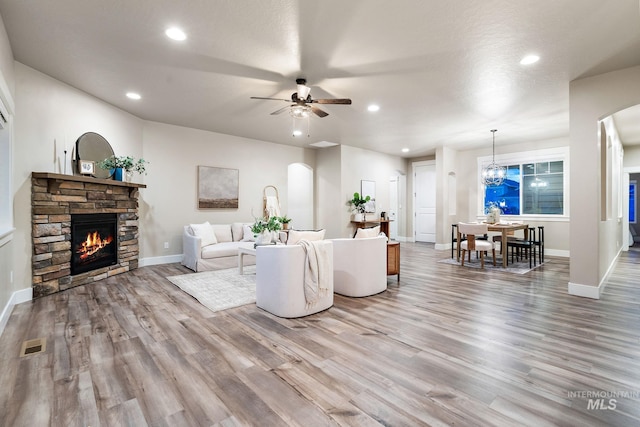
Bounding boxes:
[487,222,529,268]
[456,222,529,268]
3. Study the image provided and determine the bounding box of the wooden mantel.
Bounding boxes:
[32,172,146,196]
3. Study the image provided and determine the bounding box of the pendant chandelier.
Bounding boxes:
[481,129,506,186]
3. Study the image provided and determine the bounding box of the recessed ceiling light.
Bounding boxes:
[292,130,302,137]
[126,92,141,100]
[401,148,409,153]
[310,140,339,148]
[520,55,540,65]
[367,104,380,112]
[165,27,187,41]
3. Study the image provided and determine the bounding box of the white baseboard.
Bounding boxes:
[568,282,601,299]
[139,254,183,267]
[0,287,33,337]
[545,249,569,258]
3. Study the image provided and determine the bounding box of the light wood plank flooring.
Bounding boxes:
[1,243,639,426]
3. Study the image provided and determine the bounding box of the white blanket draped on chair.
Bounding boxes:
[298,239,332,308]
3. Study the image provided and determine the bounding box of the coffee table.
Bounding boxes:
[238,246,256,274]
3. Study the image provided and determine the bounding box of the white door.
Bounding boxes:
[389,176,399,240]
[414,162,436,242]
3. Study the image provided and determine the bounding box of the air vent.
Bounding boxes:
[20,338,46,357]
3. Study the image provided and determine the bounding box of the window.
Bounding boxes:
[630,181,636,224]
[0,89,14,247]
[522,161,564,215]
[479,147,569,217]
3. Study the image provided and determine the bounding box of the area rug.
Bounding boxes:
[166,266,256,313]
[438,256,544,274]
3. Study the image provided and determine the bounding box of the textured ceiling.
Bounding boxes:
[1,0,640,156]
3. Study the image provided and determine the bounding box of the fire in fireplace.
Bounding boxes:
[71,213,118,275]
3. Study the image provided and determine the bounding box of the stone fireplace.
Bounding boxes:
[31,172,146,298]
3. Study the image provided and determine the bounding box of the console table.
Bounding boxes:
[351,219,392,237]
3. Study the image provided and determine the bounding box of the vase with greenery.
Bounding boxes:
[98,155,148,182]
[349,192,370,221]
[251,216,282,245]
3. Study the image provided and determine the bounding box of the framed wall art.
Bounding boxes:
[197,166,239,209]
[361,179,376,213]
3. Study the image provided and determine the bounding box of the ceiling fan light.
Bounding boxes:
[290,105,311,118]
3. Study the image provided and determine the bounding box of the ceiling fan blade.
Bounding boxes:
[270,105,293,115]
[251,96,290,102]
[311,106,329,118]
[312,98,352,105]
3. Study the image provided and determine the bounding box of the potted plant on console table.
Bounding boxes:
[349,192,370,222]
[98,155,148,182]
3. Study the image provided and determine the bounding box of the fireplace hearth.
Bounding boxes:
[71,213,118,275]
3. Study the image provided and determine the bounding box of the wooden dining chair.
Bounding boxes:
[457,223,496,269]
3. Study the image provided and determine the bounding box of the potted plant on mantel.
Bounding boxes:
[349,192,370,222]
[250,216,282,245]
[98,155,148,182]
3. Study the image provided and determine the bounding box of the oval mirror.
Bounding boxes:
[75,132,114,179]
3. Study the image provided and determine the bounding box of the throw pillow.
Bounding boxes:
[189,222,217,247]
[211,224,233,243]
[354,225,380,239]
[287,229,326,245]
[241,224,255,242]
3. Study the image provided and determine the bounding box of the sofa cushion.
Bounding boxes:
[241,224,256,242]
[287,229,325,245]
[355,225,380,239]
[189,222,218,247]
[211,224,233,243]
[231,222,246,242]
[201,241,254,259]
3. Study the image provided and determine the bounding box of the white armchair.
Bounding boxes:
[330,236,387,297]
[256,241,334,318]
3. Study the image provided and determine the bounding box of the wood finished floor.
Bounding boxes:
[1,243,639,426]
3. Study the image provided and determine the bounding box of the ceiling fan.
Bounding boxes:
[251,78,352,118]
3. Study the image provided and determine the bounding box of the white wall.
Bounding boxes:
[315,146,343,238]
[339,145,408,239]
[0,12,15,322]
[140,121,315,261]
[569,65,640,298]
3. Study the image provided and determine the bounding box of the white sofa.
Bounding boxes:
[255,241,334,318]
[331,235,388,297]
[182,222,256,272]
